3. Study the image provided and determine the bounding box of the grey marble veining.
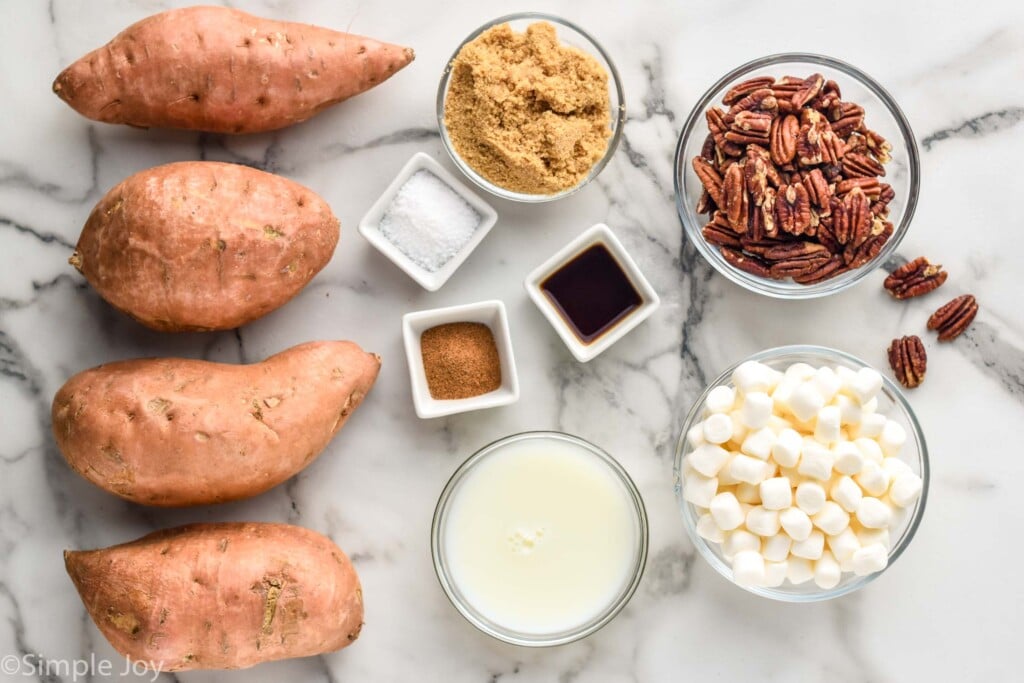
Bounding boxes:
[1,0,1022,681]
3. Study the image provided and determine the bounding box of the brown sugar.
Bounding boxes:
[421,322,502,400]
[443,21,612,195]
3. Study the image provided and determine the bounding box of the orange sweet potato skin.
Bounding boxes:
[65,523,363,671]
[72,161,338,332]
[53,6,415,133]
[51,341,380,506]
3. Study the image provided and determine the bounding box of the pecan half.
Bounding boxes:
[726,88,778,121]
[722,163,749,232]
[791,73,825,109]
[726,111,773,144]
[692,157,724,208]
[927,294,978,341]
[723,76,776,105]
[829,102,865,138]
[703,222,742,248]
[707,107,743,156]
[744,146,774,205]
[843,152,886,178]
[835,177,881,199]
[801,168,831,210]
[843,219,892,267]
[765,241,831,278]
[775,182,813,235]
[888,335,927,389]
[770,114,799,165]
[793,256,847,284]
[721,247,775,279]
[866,130,893,163]
[884,257,948,299]
[832,187,872,246]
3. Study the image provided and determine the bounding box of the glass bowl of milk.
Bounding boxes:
[432,431,648,646]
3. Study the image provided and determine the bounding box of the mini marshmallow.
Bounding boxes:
[766,414,793,434]
[688,444,731,477]
[814,405,842,443]
[790,529,825,560]
[729,454,774,485]
[732,360,774,394]
[812,501,850,536]
[703,413,733,444]
[729,410,750,443]
[889,472,924,507]
[856,497,893,529]
[854,437,884,464]
[881,457,913,480]
[785,362,817,381]
[683,472,719,508]
[790,382,826,422]
[723,529,760,556]
[786,556,814,585]
[763,533,792,562]
[855,413,887,439]
[696,512,725,543]
[717,456,741,485]
[731,550,766,587]
[851,543,888,576]
[740,392,774,429]
[735,482,762,504]
[705,385,736,414]
[831,476,864,513]
[686,422,706,448]
[780,507,813,541]
[813,366,842,404]
[797,440,835,481]
[880,420,907,457]
[795,481,827,515]
[833,441,865,476]
[862,397,878,414]
[855,525,891,550]
[835,364,859,394]
[834,394,863,426]
[855,460,890,496]
[741,427,777,460]
[770,378,799,413]
[826,527,861,562]
[771,428,803,467]
[710,492,745,530]
[746,506,781,537]
[759,477,793,510]
[851,367,883,405]
[814,550,842,589]
[763,560,788,587]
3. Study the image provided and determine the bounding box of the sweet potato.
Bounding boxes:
[65,522,363,671]
[71,161,338,332]
[53,6,415,133]
[51,340,380,506]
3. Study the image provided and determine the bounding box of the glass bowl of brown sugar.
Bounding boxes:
[437,13,625,203]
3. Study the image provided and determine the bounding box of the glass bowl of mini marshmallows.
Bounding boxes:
[673,345,928,601]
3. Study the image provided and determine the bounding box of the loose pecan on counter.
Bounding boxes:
[888,335,927,388]
[693,73,895,283]
[883,257,948,299]
[927,294,978,341]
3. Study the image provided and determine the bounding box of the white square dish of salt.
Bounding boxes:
[359,152,498,291]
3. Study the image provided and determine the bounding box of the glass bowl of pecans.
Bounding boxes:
[674,54,920,298]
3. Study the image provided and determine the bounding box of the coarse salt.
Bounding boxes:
[379,170,481,272]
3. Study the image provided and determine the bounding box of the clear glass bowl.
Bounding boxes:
[674,53,921,298]
[432,431,648,645]
[672,346,929,601]
[436,13,625,203]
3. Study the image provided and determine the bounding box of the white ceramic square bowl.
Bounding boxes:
[359,152,498,291]
[524,224,660,362]
[402,300,520,419]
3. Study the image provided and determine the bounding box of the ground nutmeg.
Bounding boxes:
[421,322,502,399]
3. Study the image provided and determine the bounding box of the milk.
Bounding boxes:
[443,436,639,635]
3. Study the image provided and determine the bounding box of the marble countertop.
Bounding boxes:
[1,0,1021,680]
